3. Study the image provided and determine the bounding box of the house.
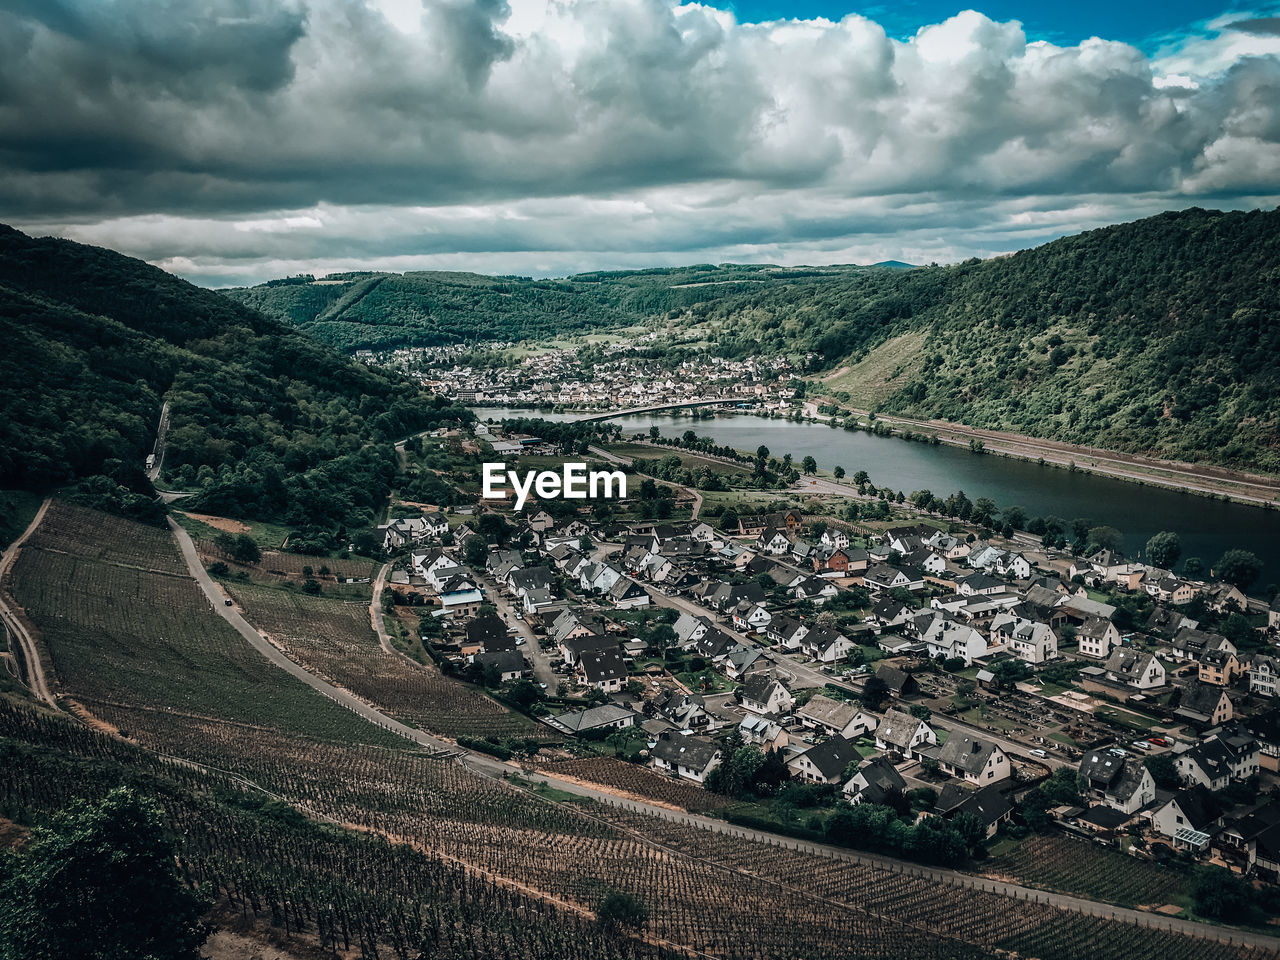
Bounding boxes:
[576,648,628,693]
[1103,649,1166,690]
[1174,683,1234,727]
[650,732,721,783]
[1204,582,1249,614]
[463,614,510,655]
[869,598,912,629]
[438,584,483,617]
[673,612,714,648]
[607,577,650,609]
[936,733,1010,785]
[731,601,772,632]
[875,708,937,759]
[997,552,1032,580]
[921,618,987,665]
[1250,655,1279,697]
[933,784,1013,838]
[796,694,877,738]
[765,614,808,650]
[1150,785,1219,844]
[1146,575,1197,606]
[1079,750,1156,814]
[1169,626,1235,663]
[958,572,1005,597]
[1271,594,1280,633]
[842,756,907,805]
[470,650,527,682]
[1076,617,1121,659]
[738,714,790,750]
[381,516,435,550]
[863,564,925,595]
[1176,733,1260,789]
[789,735,861,785]
[1212,801,1280,878]
[1198,648,1243,686]
[756,527,792,556]
[545,704,637,736]
[792,576,839,605]
[739,674,794,717]
[875,665,920,698]
[652,690,718,733]
[800,627,854,664]
[990,614,1058,664]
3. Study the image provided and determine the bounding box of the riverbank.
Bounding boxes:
[801,403,1280,509]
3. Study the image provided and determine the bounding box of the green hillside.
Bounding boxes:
[0,224,471,536]
[234,207,1280,473]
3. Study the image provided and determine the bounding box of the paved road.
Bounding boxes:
[476,570,557,687]
[146,401,170,482]
[0,498,55,706]
[164,519,1278,950]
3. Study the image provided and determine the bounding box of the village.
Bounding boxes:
[363,339,808,409]
[377,422,1280,887]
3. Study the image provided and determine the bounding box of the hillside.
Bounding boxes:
[0,224,470,537]
[235,208,1280,473]
[223,261,908,351]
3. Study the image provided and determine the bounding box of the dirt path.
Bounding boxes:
[0,497,54,705]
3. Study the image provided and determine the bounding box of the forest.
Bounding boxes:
[0,224,472,531]
[234,208,1280,473]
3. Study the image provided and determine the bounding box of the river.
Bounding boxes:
[474,406,1280,586]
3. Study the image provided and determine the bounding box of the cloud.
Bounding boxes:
[0,0,1277,284]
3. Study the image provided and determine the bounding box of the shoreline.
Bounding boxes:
[470,402,1280,510]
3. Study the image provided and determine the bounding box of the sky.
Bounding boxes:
[2,0,1279,286]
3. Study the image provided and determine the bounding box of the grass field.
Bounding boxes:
[812,331,928,408]
[6,501,401,747]
[604,443,752,477]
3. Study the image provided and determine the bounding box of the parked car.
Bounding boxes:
[1029,748,1048,759]
[1132,740,1151,751]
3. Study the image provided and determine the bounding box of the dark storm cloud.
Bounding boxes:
[1226,16,1280,35]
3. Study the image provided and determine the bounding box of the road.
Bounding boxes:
[146,401,170,482]
[0,498,55,706]
[475,570,558,687]
[163,519,1278,950]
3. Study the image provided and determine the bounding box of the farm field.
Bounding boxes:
[223,578,544,740]
[4,501,401,747]
[536,756,731,813]
[985,834,1189,909]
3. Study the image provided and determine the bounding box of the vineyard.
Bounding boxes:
[984,835,1190,908]
[537,756,731,813]
[1,502,1273,960]
[4,501,401,746]
[223,579,543,740]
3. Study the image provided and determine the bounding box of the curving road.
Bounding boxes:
[0,498,55,706]
[164,518,1278,951]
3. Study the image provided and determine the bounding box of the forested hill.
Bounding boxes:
[222,262,903,351]
[233,207,1280,473]
[0,225,470,540]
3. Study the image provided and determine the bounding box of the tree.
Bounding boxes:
[231,533,261,564]
[720,507,739,532]
[1183,556,1204,577]
[301,577,322,595]
[1215,549,1262,590]
[464,535,489,568]
[649,425,659,440]
[1192,866,1260,923]
[1144,531,1182,569]
[596,890,648,931]
[0,787,209,960]
[833,465,845,480]
[1086,526,1122,554]
[861,675,889,710]
[1144,754,1181,790]
[756,445,769,461]
[801,456,817,475]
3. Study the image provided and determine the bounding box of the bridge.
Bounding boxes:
[572,396,752,423]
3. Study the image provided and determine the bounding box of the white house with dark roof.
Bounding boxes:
[740,674,794,717]
[936,733,1009,785]
[788,735,861,785]
[650,732,722,783]
[875,708,937,759]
